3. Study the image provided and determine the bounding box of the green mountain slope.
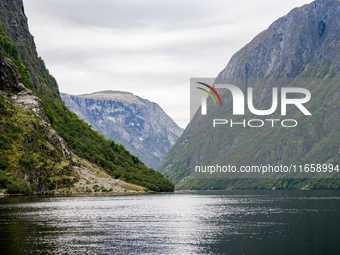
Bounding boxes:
[158,0,340,190]
[0,1,174,193]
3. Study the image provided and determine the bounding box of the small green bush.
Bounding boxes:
[6,182,35,195]
[19,154,34,169]
[0,135,13,151]
[0,93,5,108]
[6,182,22,194]
[0,154,9,170]
[0,170,10,188]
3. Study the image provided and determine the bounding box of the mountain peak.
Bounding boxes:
[218,0,340,79]
[69,90,143,105]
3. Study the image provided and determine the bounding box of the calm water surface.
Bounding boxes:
[0,190,339,255]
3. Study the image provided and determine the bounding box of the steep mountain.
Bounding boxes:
[158,0,340,190]
[0,0,59,98]
[60,91,183,169]
[0,0,174,193]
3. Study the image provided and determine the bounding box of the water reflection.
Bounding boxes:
[0,191,339,255]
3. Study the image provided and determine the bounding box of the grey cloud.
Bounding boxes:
[25,0,216,29]
[23,0,311,128]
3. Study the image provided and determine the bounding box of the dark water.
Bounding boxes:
[0,190,339,255]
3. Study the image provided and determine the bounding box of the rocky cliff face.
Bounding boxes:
[0,0,58,94]
[219,0,340,80]
[61,91,183,169]
[0,48,77,191]
[159,0,340,188]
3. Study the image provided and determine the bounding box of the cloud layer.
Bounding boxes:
[24,0,310,128]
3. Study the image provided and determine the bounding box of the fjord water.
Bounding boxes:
[0,191,339,255]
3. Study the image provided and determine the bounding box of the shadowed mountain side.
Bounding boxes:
[158,0,340,190]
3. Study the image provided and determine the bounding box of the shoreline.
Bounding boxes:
[0,190,155,197]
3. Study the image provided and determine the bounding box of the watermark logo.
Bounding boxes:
[197,83,311,116]
[190,78,338,180]
[193,78,312,128]
[196,82,222,114]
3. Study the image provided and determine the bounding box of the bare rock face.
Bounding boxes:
[8,85,47,119]
[61,91,183,169]
[11,88,72,161]
[0,50,24,93]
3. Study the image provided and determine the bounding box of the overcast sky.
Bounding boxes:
[23,0,311,128]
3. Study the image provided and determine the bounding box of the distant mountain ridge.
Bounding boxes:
[76,91,143,104]
[61,91,183,169]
